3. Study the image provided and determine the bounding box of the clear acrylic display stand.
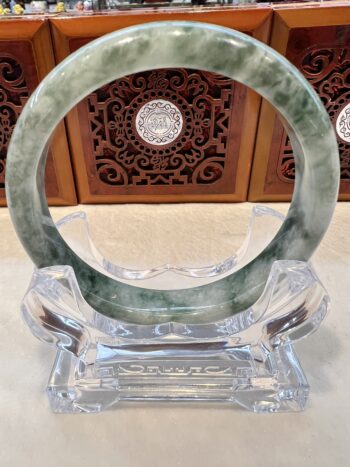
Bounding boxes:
[21,206,329,413]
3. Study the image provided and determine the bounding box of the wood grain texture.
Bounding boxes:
[0,18,76,206]
[249,4,350,202]
[50,8,272,203]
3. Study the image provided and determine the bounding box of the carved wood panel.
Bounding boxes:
[0,41,60,200]
[70,37,247,201]
[265,25,350,196]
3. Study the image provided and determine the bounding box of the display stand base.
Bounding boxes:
[48,342,309,414]
[21,207,329,413]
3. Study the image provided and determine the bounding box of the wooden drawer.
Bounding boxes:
[50,8,272,203]
[0,18,76,206]
[249,4,350,201]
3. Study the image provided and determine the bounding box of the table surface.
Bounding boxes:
[0,202,349,467]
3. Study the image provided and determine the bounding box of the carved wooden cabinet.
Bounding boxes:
[0,18,76,206]
[249,4,350,201]
[50,8,271,203]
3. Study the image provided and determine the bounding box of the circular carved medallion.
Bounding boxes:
[135,99,183,145]
[336,102,350,143]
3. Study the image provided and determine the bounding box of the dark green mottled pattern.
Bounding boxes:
[5,22,339,324]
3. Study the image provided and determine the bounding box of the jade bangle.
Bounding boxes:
[6,22,339,324]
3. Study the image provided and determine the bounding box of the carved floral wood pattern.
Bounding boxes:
[0,54,28,188]
[0,41,59,198]
[71,32,246,199]
[267,26,350,194]
[277,43,350,183]
[87,68,241,190]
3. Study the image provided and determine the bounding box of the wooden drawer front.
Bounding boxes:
[0,41,60,200]
[71,49,246,199]
[0,19,76,206]
[249,6,350,201]
[51,9,271,202]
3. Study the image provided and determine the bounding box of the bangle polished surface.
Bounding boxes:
[6,21,340,324]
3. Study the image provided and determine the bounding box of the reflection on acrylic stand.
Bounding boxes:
[22,206,329,413]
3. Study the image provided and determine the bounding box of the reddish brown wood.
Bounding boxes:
[249,5,350,201]
[266,25,350,197]
[0,41,59,199]
[71,36,246,197]
[51,9,272,203]
[0,18,76,206]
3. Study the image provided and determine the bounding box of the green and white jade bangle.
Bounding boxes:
[6,22,340,324]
